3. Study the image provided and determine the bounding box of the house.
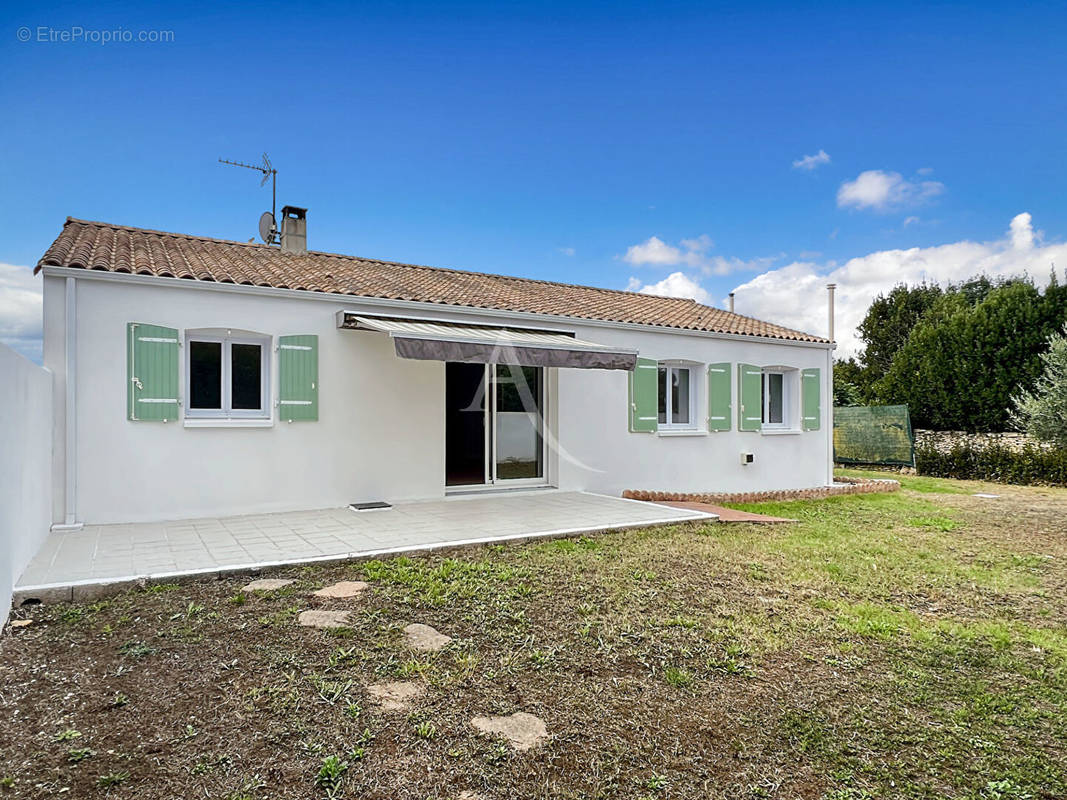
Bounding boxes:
[34,209,833,527]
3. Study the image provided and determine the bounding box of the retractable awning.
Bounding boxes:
[339,313,637,370]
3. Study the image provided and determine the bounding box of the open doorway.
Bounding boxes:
[444,363,545,488]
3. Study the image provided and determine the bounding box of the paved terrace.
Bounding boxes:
[14,491,714,602]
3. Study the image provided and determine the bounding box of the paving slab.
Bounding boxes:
[403,623,452,651]
[243,578,294,591]
[470,712,547,751]
[313,580,369,598]
[297,610,351,629]
[366,681,423,712]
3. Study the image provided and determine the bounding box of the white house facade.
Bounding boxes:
[36,215,834,526]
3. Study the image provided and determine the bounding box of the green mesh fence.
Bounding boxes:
[833,405,915,466]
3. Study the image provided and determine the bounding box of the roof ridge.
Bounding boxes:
[60,217,717,309]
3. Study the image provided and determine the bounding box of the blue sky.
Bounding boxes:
[4,1,1067,359]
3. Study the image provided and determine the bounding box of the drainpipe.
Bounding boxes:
[56,277,82,531]
[728,292,735,313]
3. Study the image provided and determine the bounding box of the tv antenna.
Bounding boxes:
[219,153,278,245]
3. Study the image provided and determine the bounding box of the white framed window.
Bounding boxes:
[657,363,697,428]
[185,330,271,420]
[761,368,796,430]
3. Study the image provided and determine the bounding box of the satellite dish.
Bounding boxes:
[258,211,275,244]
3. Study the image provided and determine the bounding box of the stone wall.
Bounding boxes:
[913,429,1046,453]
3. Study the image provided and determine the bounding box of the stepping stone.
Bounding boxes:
[403,623,452,652]
[243,578,294,591]
[366,681,423,712]
[297,610,351,629]
[470,712,547,751]
[313,580,369,599]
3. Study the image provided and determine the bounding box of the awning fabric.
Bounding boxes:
[345,314,637,370]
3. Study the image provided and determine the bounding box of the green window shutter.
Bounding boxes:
[628,357,658,432]
[802,368,821,431]
[127,322,180,422]
[279,335,318,421]
[738,363,762,432]
[706,362,731,431]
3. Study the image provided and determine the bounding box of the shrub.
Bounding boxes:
[1012,329,1067,447]
[915,440,1067,486]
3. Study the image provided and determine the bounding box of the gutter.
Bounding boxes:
[39,266,834,351]
[53,276,82,531]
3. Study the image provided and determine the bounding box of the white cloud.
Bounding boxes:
[627,271,712,305]
[623,236,696,267]
[731,213,1061,358]
[0,263,42,363]
[557,246,576,257]
[622,234,775,277]
[837,170,945,212]
[903,216,920,227]
[1010,212,1034,249]
[792,149,831,171]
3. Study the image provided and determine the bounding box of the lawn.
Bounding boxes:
[1,473,1065,799]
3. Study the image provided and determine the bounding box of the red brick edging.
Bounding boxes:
[623,476,899,505]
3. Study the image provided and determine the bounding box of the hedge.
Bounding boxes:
[915,440,1067,486]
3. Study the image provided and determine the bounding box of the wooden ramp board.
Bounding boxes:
[659,501,796,524]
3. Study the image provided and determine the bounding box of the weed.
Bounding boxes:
[315,755,348,796]
[414,721,437,739]
[118,640,157,659]
[97,771,130,787]
[355,728,375,746]
[311,676,353,705]
[67,748,93,763]
[528,649,554,669]
[110,692,130,708]
[982,780,1034,799]
[59,606,85,625]
[229,593,247,605]
[397,658,430,678]
[54,728,82,742]
[646,773,668,792]
[664,666,694,688]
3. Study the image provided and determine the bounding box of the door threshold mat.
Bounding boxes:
[349,501,392,512]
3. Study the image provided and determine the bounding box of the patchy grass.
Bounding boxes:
[2,475,1066,798]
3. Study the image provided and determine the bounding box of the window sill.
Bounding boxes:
[184,418,274,429]
[760,428,802,436]
[657,428,706,437]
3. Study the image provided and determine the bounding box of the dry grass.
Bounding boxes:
[1,472,1064,799]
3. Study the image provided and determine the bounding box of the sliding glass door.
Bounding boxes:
[445,363,546,487]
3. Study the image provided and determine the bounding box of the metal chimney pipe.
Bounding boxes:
[728,292,735,313]
[826,283,836,342]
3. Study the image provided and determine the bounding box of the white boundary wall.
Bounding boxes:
[0,344,53,625]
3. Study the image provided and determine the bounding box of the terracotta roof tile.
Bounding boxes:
[35,218,827,343]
